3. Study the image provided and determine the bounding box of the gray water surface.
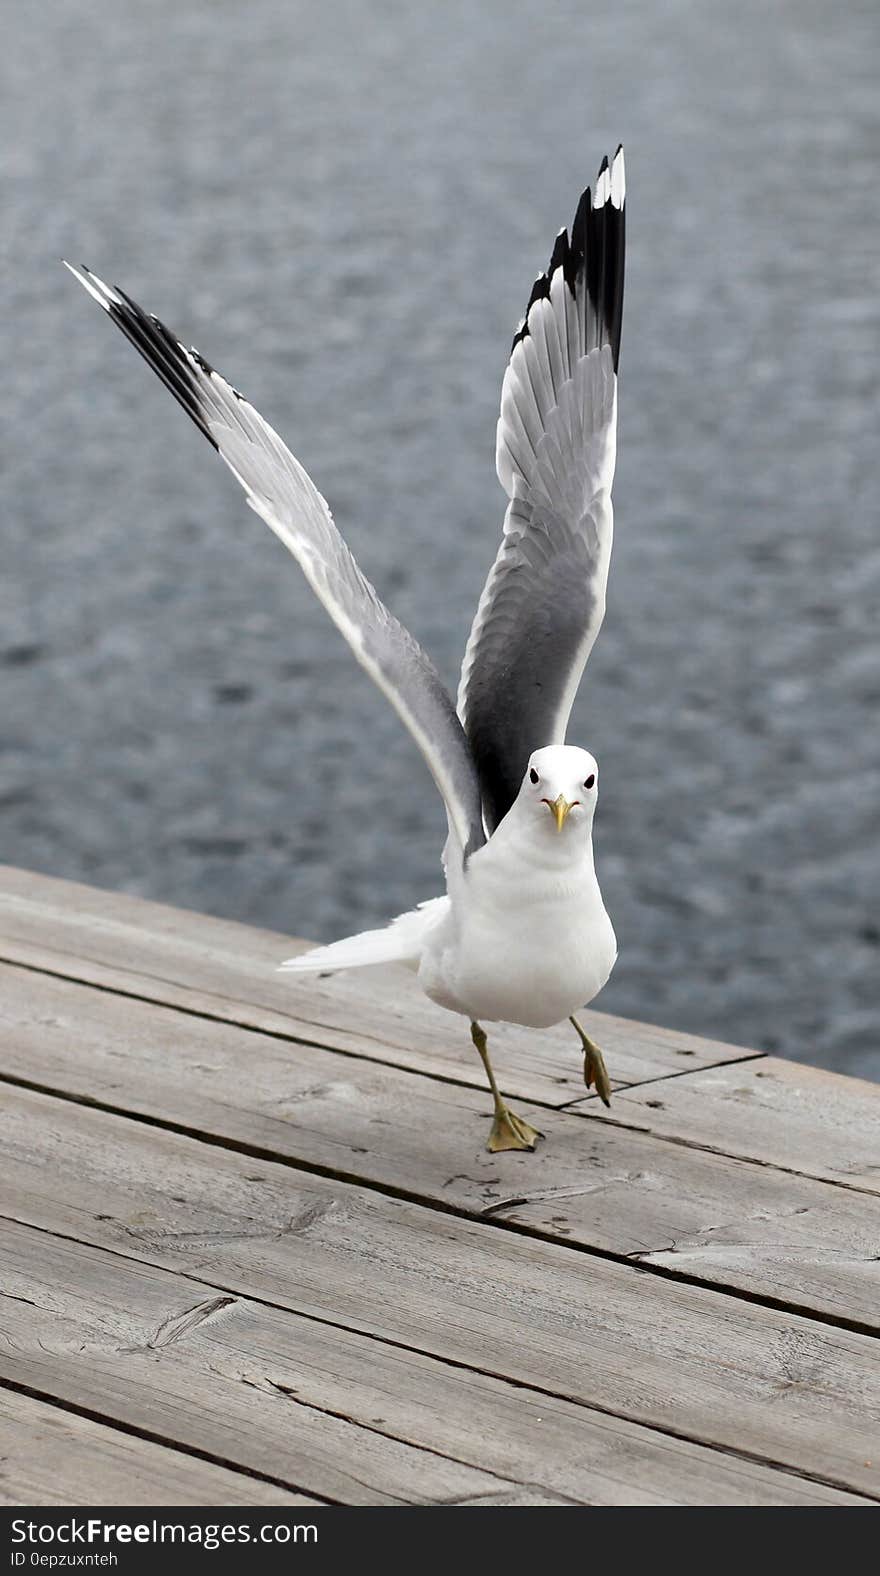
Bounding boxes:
[3,0,878,1077]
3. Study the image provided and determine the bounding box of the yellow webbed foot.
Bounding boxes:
[570,1015,612,1107]
[488,1104,543,1153]
[583,1042,612,1107]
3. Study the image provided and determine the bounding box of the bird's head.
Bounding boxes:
[517,744,599,837]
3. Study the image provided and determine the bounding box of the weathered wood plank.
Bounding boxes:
[1,1218,869,1507]
[0,1224,515,1507]
[601,1058,880,1192]
[0,1388,322,1506]
[2,966,876,1327]
[0,865,758,1102]
[4,1085,880,1497]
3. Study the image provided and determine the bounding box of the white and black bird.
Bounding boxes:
[66,146,625,1152]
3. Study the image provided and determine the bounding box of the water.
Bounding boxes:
[2,0,878,1078]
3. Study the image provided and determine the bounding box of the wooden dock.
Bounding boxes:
[0,863,877,1506]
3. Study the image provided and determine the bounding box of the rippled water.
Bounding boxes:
[3,0,878,1078]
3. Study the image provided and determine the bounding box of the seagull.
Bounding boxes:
[66,145,625,1153]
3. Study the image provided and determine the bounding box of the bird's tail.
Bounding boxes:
[279,896,447,975]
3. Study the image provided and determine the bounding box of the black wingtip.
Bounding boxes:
[548,229,566,272]
[69,266,221,451]
[571,150,625,370]
[509,151,625,366]
[511,270,553,353]
[526,271,551,313]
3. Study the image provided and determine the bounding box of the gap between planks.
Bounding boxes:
[2,1218,875,1507]
[6,1079,879,1498]
[0,945,758,1109]
[0,1373,519,1509]
[3,869,874,1198]
[3,962,878,1352]
[0,1381,327,1507]
[5,871,877,1503]
[0,864,762,1104]
[3,1063,878,1343]
[1,950,865,1207]
[1,959,877,1334]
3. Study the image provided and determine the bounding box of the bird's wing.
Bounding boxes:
[65,264,486,860]
[457,147,625,832]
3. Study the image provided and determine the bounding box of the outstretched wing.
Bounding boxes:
[457,147,625,833]
[65,264,486,860]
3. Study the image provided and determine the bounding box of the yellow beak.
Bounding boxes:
[550,794,574,831]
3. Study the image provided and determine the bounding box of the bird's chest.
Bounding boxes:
[445,863,617,1028]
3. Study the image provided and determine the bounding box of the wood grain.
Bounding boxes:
[3,863,877,1508]
[1,964,876,1327]
[0,1388,322,1506]
[0,864,758,1103]
[4,1084,880,1498]
[603,1058,880,1192]
[1,1218,869,1507]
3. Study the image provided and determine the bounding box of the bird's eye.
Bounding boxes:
[529,767,539,784]
[584,774,596,789]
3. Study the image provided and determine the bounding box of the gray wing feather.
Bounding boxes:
[458,148,625,832]
[65,263,486,860]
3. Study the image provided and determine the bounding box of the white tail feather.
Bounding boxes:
[279,897,447,975]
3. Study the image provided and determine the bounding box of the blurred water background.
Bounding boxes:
[2,0,878,1077]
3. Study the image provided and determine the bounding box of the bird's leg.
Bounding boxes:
[570,1015,612,1106]
[470,1021,542,1153]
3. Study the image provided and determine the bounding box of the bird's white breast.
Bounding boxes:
[419,825,617,1029]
